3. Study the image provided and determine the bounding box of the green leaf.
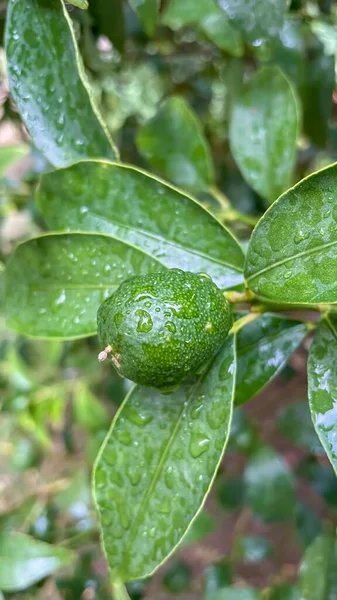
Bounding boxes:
[206,587,262,600]
[203,559,233,595]
[244,446,295,522]
[299,49,334,149]
[308,315,337,474]
[0,532,75,592]
[67,0,88,9]
[235,314,307,405]
[72,381,109,432]
[129,0,159,37]
[162,0,243,56]
[37,160,244,290]
[0,144,29,177]
[5,233,162,339]
[5,0,117,167]
[94,335,236,580]
[136,96,215,192]
[269,585,300,600]
[229,67,298,205]
[0,496,44,533]
[296,502,322,548]
[88,0,125,53]
[299,531,337,600]
[297,457,337,509]
[277,400,324,455]
[216,0,290,46]
[245,164,337,304]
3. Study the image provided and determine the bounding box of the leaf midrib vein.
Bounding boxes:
[67,207,243,273]
[246,239,337,283]
[126,373,208,548]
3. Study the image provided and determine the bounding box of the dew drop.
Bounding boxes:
[127,468,142,486]
[158,499,171,513]
[164,466,174,489]
[165,320,176,333]
[284,271,292,280]
[114,429,132,446]
[189,432,210,458]
[190,403,204,419]
[123,405,153,427]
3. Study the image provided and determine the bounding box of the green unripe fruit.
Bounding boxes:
[97,268,232,391]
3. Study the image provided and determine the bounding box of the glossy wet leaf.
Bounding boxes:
[245,163,337,304]
[162,0,243,56]
[38,161,244,290]
[94,335,236,580]
[129,0,159,37]
[5,0,117,167]
[299,531,337,600]
[88,0,125,53]
[0,532,75,591]
[308,315,337,474]
[5,233,162,339]
[277,400,324,455]
[216,0,290,46]
[244,446,295,522]
[297,457,337,509]
[235,314,307,405]
[229,67,298,205]
[136,96,215,191]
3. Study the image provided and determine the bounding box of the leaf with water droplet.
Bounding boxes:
[5,0,118,167]
[230,67,298,206]
[93,334,236,580]
[235,312,307,406]
[308,314,337,476]
[5,233,163,338]
[245,163,337,304]
[37,161,244,290]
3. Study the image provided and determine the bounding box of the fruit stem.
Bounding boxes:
[112,581,131,600]
[230,311,262,334]
[224,289,256,304]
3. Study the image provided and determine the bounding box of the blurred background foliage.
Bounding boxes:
[1,0,337,598]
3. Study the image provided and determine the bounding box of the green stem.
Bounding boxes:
[112,582,131,600]
[230,311,262,334]
[210,186,259,227]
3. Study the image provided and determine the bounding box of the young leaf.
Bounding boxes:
[299,531,337,600]
[244,445,295,522]
[229,67,298,205]
[5,0,117,167]
[37,160,245,289]
[308,315,337,475]
[162,0,243,56]
[129,0,159,37]
[235,314,307,405]
[93,335,236,581]
[136,96,215,191]
[216,0,290,46]
[245,163,337,304]
[0,532,75,592]
[5,233,162,339]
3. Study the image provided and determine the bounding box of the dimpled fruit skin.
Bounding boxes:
[97,268,232,390]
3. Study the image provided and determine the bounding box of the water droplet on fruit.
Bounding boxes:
[165,321,176,333]
[189,432,210,458]
[136,309,153,333]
